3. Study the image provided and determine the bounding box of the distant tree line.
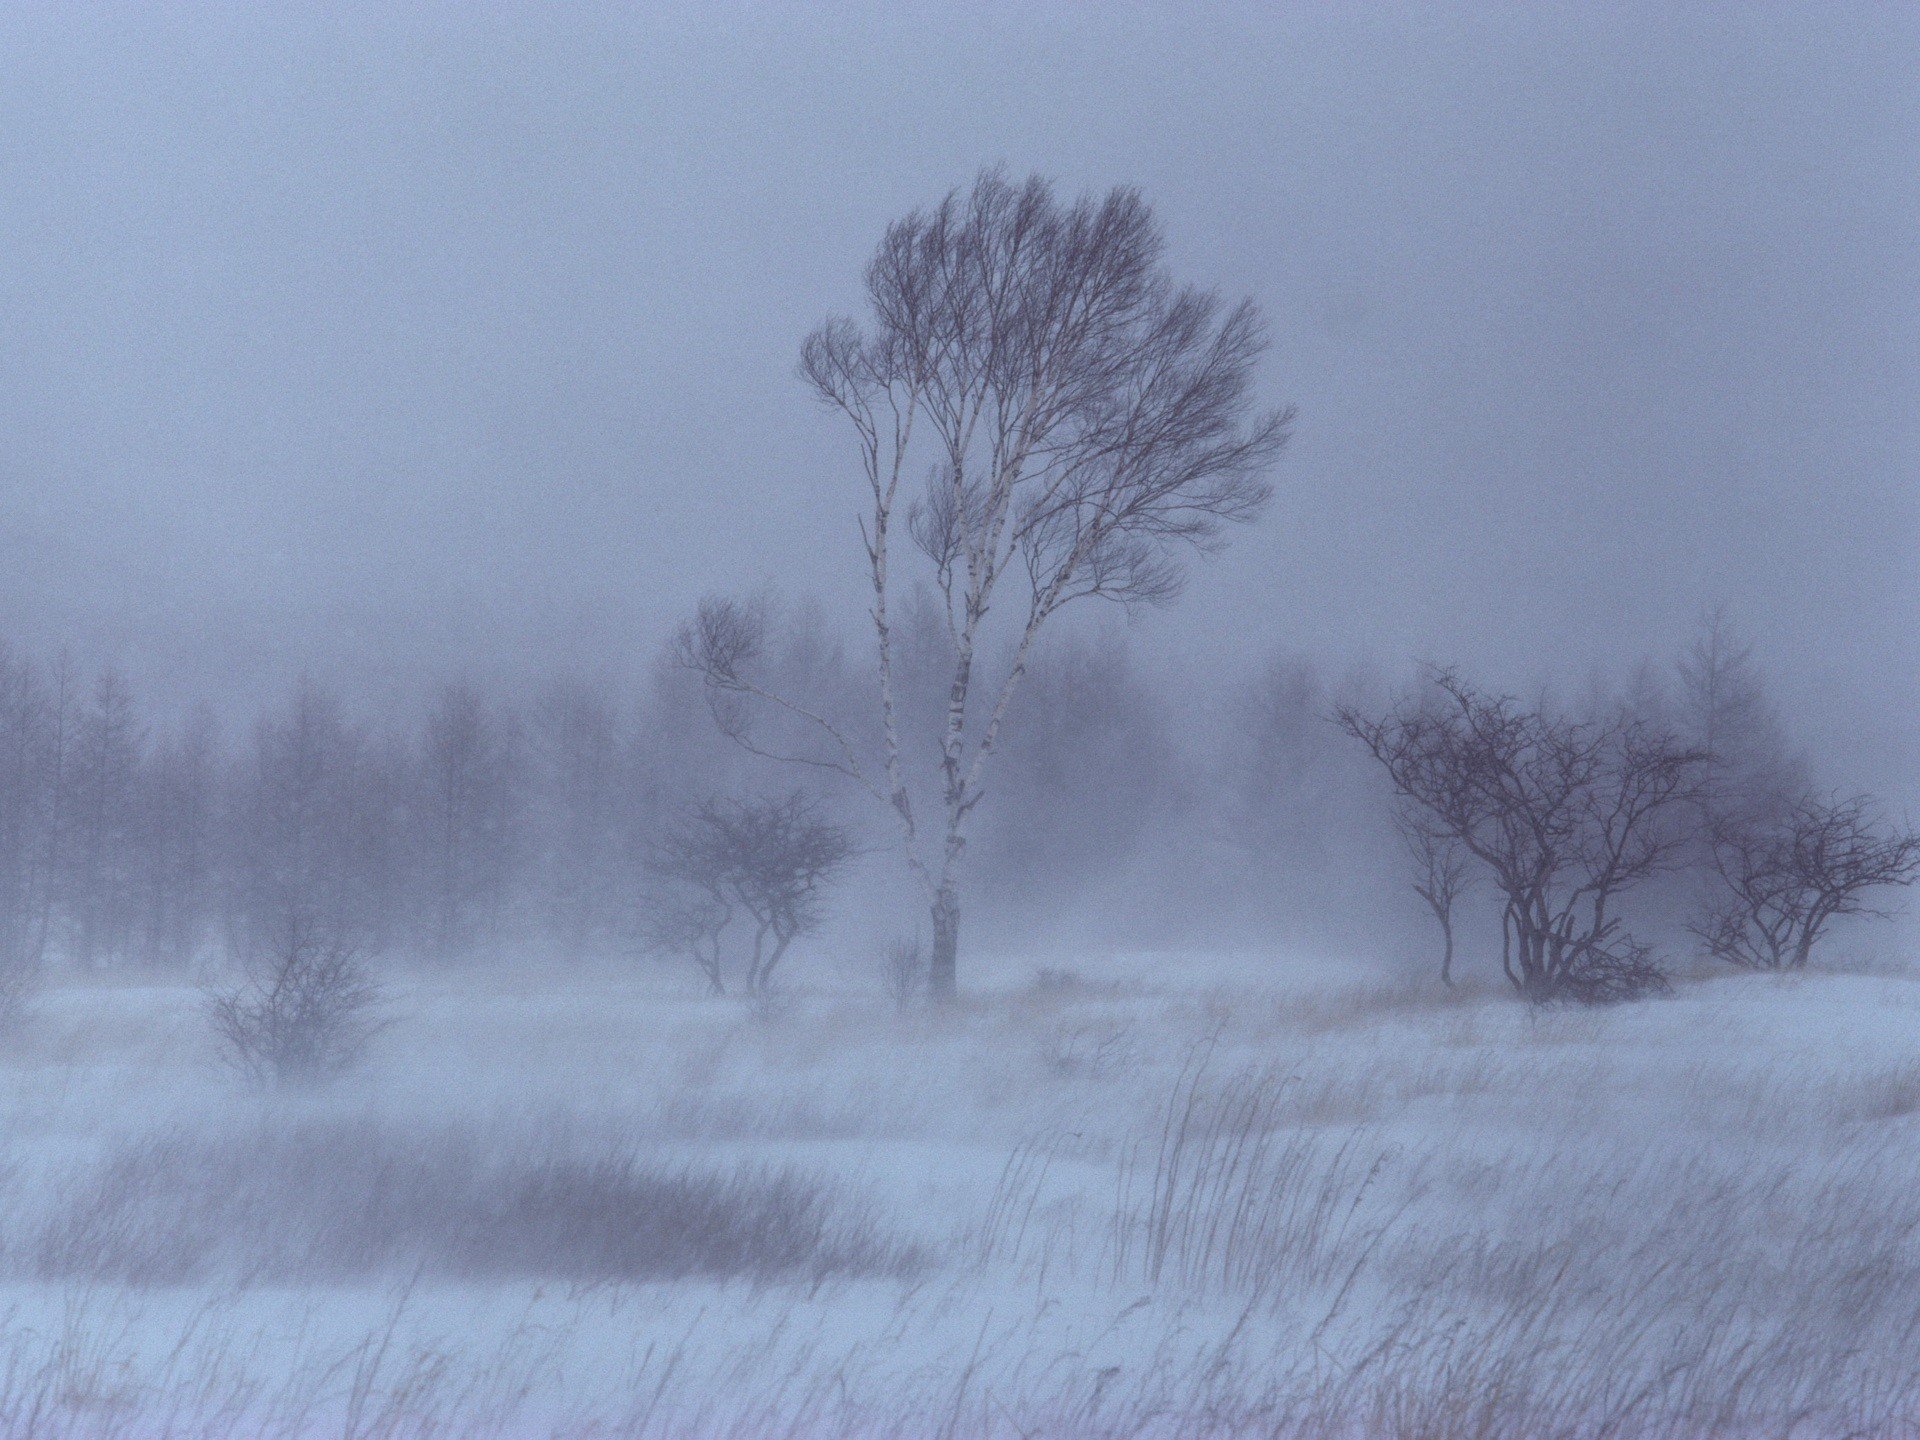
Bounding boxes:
[0,595,1907,1007]
[0,619,1265,985]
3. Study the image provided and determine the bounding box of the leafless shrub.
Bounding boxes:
[1396,806,1471,987]
[1038,1018,1136,1079]
[1550,935,1673,1004]
[642,791,854,994]
[1695,792,1920,970]
[880,936,925,1012]
[31,1118,920,1287]
[635,884,731,994]
[204,915,387,1086]
[1342,670,1709,1004]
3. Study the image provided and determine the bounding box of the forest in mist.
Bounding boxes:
[0,596,1852,993]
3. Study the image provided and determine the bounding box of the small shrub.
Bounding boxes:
[1037,1019,1135,1079]
[881,937,925,1012]
[1553,939,1672,1005]
[32,1119,920,1286]
[206,918,388,1086]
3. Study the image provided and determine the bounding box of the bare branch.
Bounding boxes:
[641,792,857,993]
[1695,792,1920,970]
[1342,670,1708,1004]
[673,597,887,804]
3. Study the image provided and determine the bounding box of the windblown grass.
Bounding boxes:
[0,959,1914,1435]
[23,1118,919,1288]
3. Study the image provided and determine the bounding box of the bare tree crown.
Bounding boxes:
[1695,793,1920,971]
[642,791,855,994]
[206,912,388,1087]
[801,169,1288,623]
[683,171,1290,996]
[1342,670,1709,1003]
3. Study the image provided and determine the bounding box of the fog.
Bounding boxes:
[0,7,1917,1435]
[3,4,1913,790]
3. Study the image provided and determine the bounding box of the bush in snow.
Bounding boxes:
[206,914,387,1087]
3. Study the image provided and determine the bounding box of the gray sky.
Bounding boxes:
[1,3,1913,794]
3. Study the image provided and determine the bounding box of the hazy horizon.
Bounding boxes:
[1,2,1913,801]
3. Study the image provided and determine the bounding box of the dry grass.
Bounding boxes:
[22,1117,920,1288]
[0,960,1915,1435]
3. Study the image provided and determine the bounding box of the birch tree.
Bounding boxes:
[681,170,1289,996]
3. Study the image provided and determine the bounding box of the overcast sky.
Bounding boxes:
[0,2,1913,795]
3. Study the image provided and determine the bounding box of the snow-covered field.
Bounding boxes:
[1,951,1917,1438]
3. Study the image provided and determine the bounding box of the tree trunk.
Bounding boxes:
[929,888,959,1001]
[1439,915,1455,988]
[1791,924,1816,970]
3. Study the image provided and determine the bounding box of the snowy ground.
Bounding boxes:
[1,949,1917,1437]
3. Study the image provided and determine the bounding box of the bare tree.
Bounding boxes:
[231,677,366,953]
[1341,671,1709,1004]
[136,705,219,970]
[637,885,732,995]
[67,668,143,969]
[1676,604,1805,824]
[1694,793,1920,970]
[0,643,55,984]
[681,170,1289,996]
[207,911,388,1087]
[1395,806,1470,987]
[643,792,854,994]
[529,680,630,961]
[415,681,523,961]
[31,651,77,968]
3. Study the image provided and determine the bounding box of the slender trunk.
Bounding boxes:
[1439,914,1455,988]
[929,887,959,1001]
[757,928,795,993]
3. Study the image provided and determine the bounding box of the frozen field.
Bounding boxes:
[1,952,1918,1438]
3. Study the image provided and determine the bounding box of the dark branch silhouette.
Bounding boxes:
[1341,670,1709,1004]
[1694,793,1920,970]
[684,169,1289,996]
